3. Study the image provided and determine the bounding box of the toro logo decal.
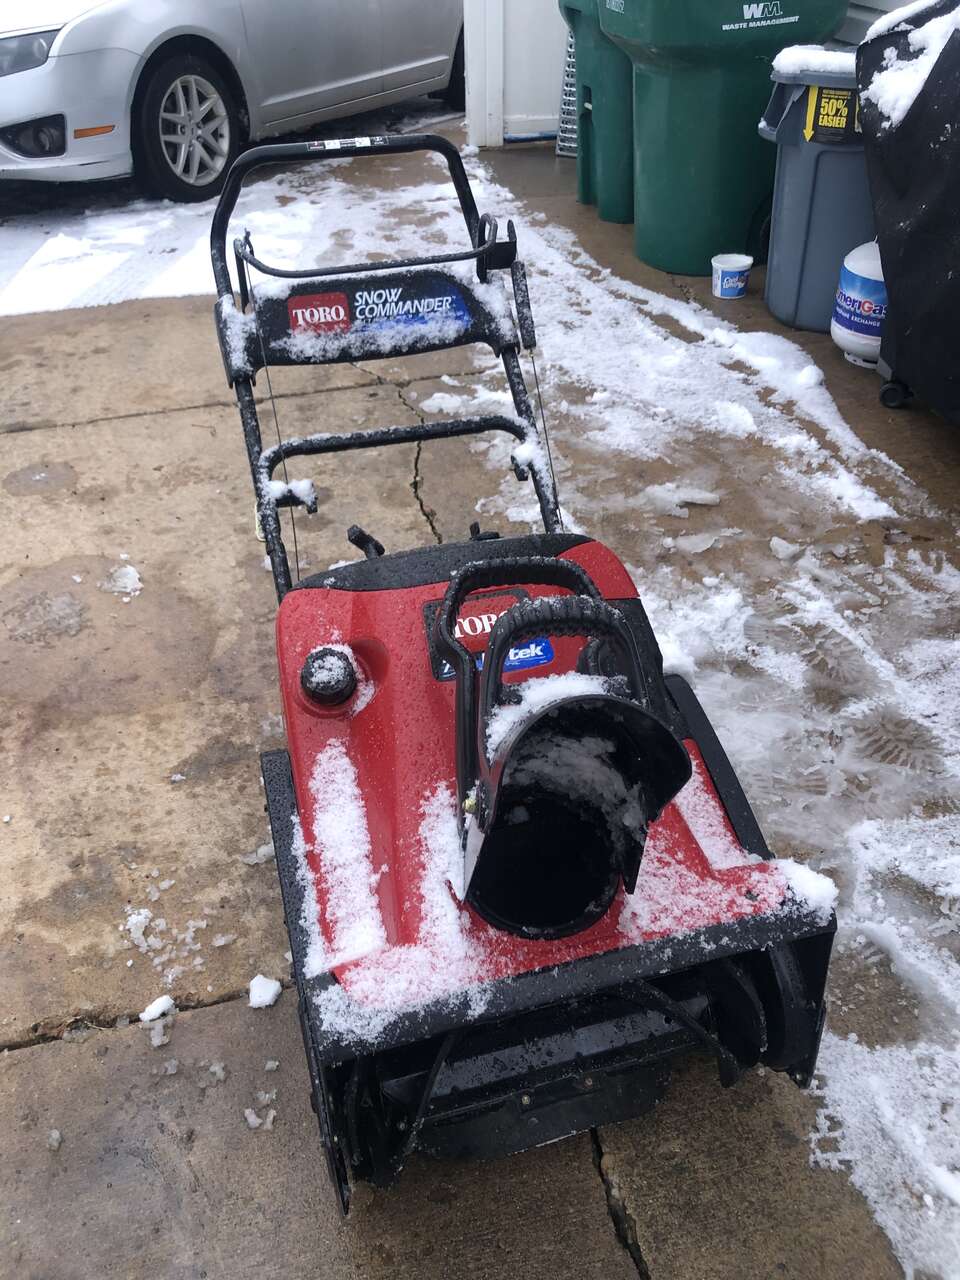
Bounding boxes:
[287,292,351,333]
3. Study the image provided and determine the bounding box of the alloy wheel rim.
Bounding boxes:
[158,74,230,186]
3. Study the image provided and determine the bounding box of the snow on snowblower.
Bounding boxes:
[210,136,836,1213]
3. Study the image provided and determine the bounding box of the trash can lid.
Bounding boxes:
[770,44,857,88]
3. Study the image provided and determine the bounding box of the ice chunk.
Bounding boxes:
[264,1059,280,1072]
[770,536,802,562]
[47,1129,63,1151]
[243,1108,263,1130]
[149,1020,169,1048]
[139,994,174,1023]
[242,841,274,866]
[642,483,721,519]
[248,974,282,1008]
[675,532,718,555]
[99,564,142,597]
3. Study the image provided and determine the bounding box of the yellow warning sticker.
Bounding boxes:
[804,86,858,144]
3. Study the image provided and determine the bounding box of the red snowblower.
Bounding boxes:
[210,135,835,1213]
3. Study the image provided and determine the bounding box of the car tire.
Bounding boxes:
[445,32,465,112]
[134,54,241,203]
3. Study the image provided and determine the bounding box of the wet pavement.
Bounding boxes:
[1,122,957,1278]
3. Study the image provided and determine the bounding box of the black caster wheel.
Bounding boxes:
[880,379,910,410]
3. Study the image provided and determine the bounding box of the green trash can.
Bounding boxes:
[559,0,634,223]
[598,0,848,274]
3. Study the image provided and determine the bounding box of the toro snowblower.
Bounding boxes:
[210,136,836,1213]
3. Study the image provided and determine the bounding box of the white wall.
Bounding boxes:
[837,0,902,44]
[464,0,569,147]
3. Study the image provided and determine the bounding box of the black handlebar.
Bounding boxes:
[479,595,652,751]
[209,134,482,298]
[434,557,604,812]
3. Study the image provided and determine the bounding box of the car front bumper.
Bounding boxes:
[0,46,139,182]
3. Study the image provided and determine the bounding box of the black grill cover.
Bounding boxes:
[857,3,960,422]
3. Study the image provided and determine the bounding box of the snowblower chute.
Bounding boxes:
[210,135,836,1214]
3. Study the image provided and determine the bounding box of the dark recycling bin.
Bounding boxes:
[598,0,848,275]
[558,0,634,222]
[760,53,875,331]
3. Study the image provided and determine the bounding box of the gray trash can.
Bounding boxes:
[759,52,875,332]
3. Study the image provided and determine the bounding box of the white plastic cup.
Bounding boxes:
[711,253,753,300]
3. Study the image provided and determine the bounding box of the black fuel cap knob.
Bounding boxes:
[300,647,357,705]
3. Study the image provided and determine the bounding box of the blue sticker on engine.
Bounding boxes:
[438,637,554,681]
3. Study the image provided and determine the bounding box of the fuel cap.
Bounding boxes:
[300,647,357,706]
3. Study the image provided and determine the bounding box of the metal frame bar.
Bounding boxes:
[211,136,563,602]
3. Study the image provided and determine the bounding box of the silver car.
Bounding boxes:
[0,1,464,201]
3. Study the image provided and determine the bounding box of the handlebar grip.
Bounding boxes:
[434,556,601,673]
[479,595,652,749]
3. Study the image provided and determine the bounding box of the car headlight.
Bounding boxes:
[0,30,60,78]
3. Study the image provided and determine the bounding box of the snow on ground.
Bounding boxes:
[0,100,458,316]
[3,112,958,1275]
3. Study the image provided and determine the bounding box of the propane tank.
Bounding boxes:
[831,240,887,366]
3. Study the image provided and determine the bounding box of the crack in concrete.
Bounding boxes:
[0,983,282,1054]
[591,1129,652,1278]
[396,385,443,545]
[3,378,375,436]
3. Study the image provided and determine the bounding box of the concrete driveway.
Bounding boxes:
[2,125,957,1279]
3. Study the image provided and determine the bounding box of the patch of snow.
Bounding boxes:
[772,45,857,77]
[778,857,838,922]
[306,740,387,968]
[865,0,941,41]
[863,4,960,127]
[264,1059,279,1072]
[243,1108,263,1130]
[311,784,489,1045]
[139,994,174,1023]
[675,758,763,871]
[46,1129,63,1151]
[485,672,611,756]
[265,477,316,508]
[418,390,469,414]
[248,975,282,1008]
[812,1035,960,1277]
[289,815,332,980]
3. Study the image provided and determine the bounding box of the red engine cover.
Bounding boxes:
[276,541,790,1012]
